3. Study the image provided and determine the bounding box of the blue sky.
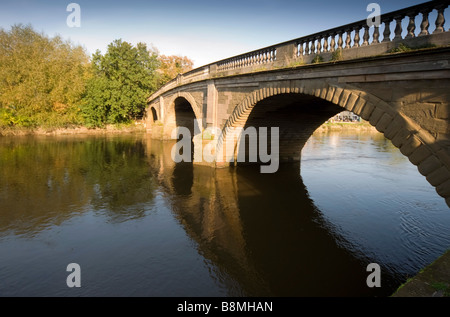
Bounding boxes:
[0,0,441,67]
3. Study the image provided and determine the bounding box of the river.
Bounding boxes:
[0,130,449,296]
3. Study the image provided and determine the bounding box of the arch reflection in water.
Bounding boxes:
[146,137,399,296]
[0,133,448,296]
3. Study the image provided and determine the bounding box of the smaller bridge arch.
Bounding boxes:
[150,106,158,122]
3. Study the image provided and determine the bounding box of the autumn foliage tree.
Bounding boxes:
[0,24,90,128]
[0,25,195,130]
[157,55,194,87]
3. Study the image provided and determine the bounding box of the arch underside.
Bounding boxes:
[239,94,341,163]
[158,92,202,140]
[216,81,450,206]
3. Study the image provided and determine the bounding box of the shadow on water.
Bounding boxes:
[0,134,436,296]
[157,155,399,296]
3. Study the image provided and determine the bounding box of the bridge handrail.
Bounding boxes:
[149,0,449,101]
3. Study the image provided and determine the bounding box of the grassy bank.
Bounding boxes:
[1,120,377,137]
[0,122,146,136]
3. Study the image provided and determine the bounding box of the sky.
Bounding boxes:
[0,0,443,67]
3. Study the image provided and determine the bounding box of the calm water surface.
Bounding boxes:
[0,131,449,296]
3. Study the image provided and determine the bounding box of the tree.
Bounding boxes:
[82,39,160,127]
[0,24,90,127]
[157,55,194,88]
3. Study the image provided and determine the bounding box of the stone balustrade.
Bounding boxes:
[217,46,277,71]
[296,0,448,57]
[150,0,449,101]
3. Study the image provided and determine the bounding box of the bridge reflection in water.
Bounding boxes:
[145,137,400,296]
[1,133,448,296]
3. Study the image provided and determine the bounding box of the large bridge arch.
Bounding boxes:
[216,80,450,205]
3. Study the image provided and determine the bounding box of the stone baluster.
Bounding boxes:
[298,42,303,56]
[405,12,417,38]
[337,31,344,49]
[323,34,329,52]
[382,18,392,42]
[372,25,380,44]
[419,9,430,36]
[353,26,360,48]
[394,16,403,40]
[330,33,336,52]
[345,29,352,48]
[362,26,370,46]
[316,36,322,53]
[433,4,446,33]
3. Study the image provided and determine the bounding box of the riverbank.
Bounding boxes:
[0,123,146,136]
[1,121,377,137]
[314,121,378,132]
[392,249,450,297]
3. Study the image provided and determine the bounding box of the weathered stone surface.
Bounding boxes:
[145,18,450,205]
[408,144,432,165]
[418,155,442,176]
[426,166,450,187]
[400,135,422,157]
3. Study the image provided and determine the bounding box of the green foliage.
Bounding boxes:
[312,55,324,64]
[82,39,160,127]
[331,49,343,62]
[389,43,438,54]
[0,24,90,128]
[432,282,450,296]
[389,43,412,53]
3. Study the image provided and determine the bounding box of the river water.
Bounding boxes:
[0,130,449,297]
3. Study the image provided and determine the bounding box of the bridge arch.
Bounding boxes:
[216,80,450,203]
[150,106,158,122]
[162,91,202,140]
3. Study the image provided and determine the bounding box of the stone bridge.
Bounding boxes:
[145,0,450,206]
